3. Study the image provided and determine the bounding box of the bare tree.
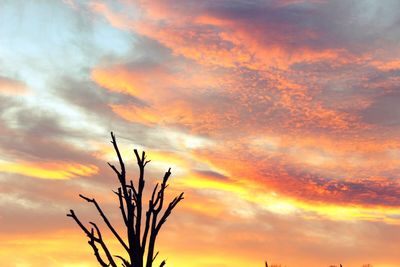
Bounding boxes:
[67,132,184,267]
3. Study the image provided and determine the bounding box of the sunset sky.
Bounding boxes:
[1,0,400,266]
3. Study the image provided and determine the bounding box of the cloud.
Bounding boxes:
[0,160,98,180]
[2,0,400,266]
[361,89,400,126]
[0,76,28,95]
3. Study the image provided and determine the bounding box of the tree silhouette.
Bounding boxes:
[67,132,184,267]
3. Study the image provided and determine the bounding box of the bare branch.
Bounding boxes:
[89,222,102,239]
[115,255,130,267]
[128,180,138,201]
[145,169,183,267]
[152,251,159,262]
[133,149,146,260]
[110,133,132,225]
[90,221,118,267]
[142,201,152,255]
[67,210,96,240]
[134,149,142,166]
[108,162,121,177]
[153,169,171,211]
[114,187,128,225]
[111,132,126,177]
[88,235,108,267]
[67,211,112,267]
[109,133,140,266]
[79,194,129,253]
[156,192,184,232]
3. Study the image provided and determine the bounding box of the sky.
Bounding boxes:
[0,0,400,266]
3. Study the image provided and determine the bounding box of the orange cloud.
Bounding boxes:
[92,68,141,96]
[189,133,400,210]
[0,160,98,180]
[0,76,28,95]
[90,1,374,136]
[371,59,400,71]
[90,1,348,71]
[110,102,193,127]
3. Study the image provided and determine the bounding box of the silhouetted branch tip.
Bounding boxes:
[79,194,94,202]
[153,251,159,261]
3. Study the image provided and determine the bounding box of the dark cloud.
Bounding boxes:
[254,158,400,207]
[140,0,400,54]
[56,77,146,116]
[193,169,229,180]
[361,89,400,126]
